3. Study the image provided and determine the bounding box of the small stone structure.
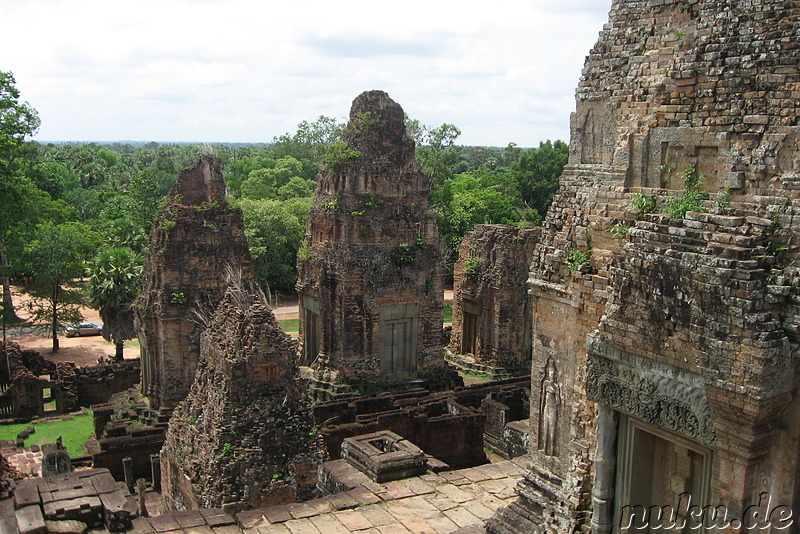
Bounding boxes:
[489,1,800,532]
[448,224,540,377]
[135,155,254,410]
[313,376,529,469]
[160,288,321,513]
[11,468,137,533]
[0,341,140,419]
[340,430,427,483]
[297,90,454,393]
[90,387,169,483]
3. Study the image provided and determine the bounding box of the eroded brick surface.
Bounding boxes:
[490,1,800,533]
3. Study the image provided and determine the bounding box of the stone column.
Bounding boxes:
[122,456,134,494]
[150,453,161,491]
[136,478,148,517]
[591,405,618,534]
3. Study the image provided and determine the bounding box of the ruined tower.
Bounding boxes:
[160,288,320,513]
[490,1,800,532]
[135,155,254,410]
[448,224,540,378]
[296,90,448,394]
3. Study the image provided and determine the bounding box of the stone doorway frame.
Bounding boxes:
[612,414,715,533]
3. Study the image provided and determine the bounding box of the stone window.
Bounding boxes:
[379,304,419,377]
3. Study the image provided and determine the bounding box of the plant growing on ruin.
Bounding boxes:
[667,167,708,218]
[160,220,176,231]
[608,223,629,237]
[716,187,735,216]
[222,443,232,456]
[566,250,592,272]
[359,192,381,210]
[464,258,482,277]
[169,292,186,305]
[631,191,659,218]
[391,243,415,267]
[323,141,361,172]
[415,232,429,249]
[355,112,376,130]
[297,240,310,261]
[763,197,792,258]
[321,196,341,213]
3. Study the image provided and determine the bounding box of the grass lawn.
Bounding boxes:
[444,302,453,323]
[0,411,94,458]
[279,318,299,333]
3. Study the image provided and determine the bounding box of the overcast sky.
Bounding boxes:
[2,0,611,147]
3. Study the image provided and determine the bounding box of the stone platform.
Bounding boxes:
[236,456,525,533]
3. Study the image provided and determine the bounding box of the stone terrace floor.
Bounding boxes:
[233,455,525,534]
[5,455,525,534]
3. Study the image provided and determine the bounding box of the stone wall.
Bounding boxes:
[160,289,322,514]
[74,361,141,406]
[296,91,453,392]
[448,224,540,375]
[313,377,529,469]
[490,1,800,533]
[135,155,254,410]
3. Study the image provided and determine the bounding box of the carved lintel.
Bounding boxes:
[586,334,717,447]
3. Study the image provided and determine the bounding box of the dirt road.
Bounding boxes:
[7,287,139,368]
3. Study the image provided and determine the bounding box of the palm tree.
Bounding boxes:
[87,247,143,362]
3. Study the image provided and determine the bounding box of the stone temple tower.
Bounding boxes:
[135,155,254,410]
[297,90,452,395]
[489,0,800,532]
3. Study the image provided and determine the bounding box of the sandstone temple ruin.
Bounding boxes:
[448,224,540,378]
[4,1,800,533]
[135,155,254,410]
[489,0,800,531]
[160,287,320,513]
[297,90,453,395]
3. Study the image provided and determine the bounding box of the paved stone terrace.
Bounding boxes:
[231,456,526,534]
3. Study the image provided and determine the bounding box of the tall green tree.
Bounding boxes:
[512,140,569,219]
[23,222,98,353]
[0,71,41,322]
[88,247,143,361]
[238,197,311,293]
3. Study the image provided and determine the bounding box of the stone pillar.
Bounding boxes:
[136,478,148,517]
[122,457,134,494]
[150,453,161,491]
[591,405,618,534]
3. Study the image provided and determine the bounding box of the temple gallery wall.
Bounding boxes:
[3,1,800,533]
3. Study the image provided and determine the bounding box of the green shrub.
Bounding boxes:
[566,250,592,272]
[323,141,361,171]
[631,192,659,218]
[391,243,415,267]
[608,223,629,237]
[464,258,482,277]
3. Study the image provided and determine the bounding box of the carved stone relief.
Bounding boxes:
[538,358,561,456]
[586,335,717,448]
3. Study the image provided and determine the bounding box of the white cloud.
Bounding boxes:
[1,0,611,145]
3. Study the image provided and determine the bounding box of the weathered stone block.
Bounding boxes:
[341,431,427,483]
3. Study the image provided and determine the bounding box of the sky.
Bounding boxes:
[2,0,611,147]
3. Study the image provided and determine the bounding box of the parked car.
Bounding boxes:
[64,322,103,337]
